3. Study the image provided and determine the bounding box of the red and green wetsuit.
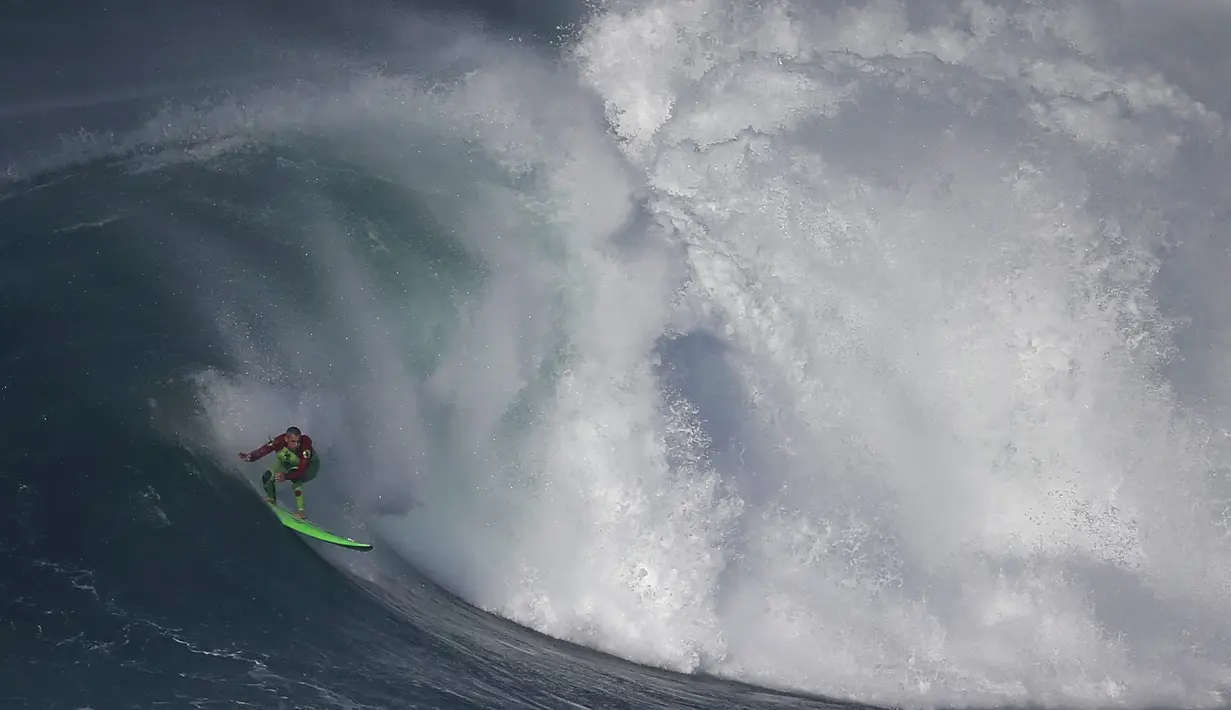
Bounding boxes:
[246,433,321,512]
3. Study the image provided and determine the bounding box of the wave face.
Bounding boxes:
[5,0,1231,708]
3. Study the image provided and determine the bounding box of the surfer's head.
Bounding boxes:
[286,426,302,448]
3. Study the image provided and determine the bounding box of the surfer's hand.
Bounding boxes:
[238,452,252,462]
[274,472,286,483]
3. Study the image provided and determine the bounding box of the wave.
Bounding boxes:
[5,1,1231,709]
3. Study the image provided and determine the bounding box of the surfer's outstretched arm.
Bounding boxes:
[239,434,286,462]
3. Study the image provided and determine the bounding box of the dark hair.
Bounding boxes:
[286,426,302,436]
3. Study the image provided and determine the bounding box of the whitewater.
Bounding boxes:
[7,0,1231,708]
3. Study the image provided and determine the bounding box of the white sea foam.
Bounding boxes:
[549,0,1231,707]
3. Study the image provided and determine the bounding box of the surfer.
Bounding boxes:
[239,426,319,519]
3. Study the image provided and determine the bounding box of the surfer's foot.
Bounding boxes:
[293,510,306,520]
[264,497,276,504]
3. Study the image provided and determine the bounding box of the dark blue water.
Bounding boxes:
[0,1,866,708]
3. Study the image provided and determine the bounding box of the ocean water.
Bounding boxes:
[4,1,1231,708]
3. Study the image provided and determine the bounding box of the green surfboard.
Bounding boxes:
[267,501,373,552]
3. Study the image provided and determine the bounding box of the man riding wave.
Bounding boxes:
[239,426,319,519]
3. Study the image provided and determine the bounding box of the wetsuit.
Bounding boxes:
[245,433,320,513]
